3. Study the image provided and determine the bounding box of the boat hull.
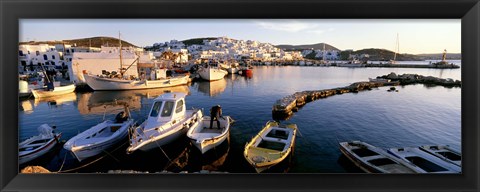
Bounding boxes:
[84,74,190,91]
[127,110,203,154]
[227,67,239,74]
[31,84,76,98]
[193,132,229,154]
[198,68,227,81]
[135,124,189,152]
[188,116,231,154]
[388,147,461,173]
[64,120,133,162]
[19,133,61,164]
[243,121,297,173]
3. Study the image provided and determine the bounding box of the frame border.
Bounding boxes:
[1,0,479,191]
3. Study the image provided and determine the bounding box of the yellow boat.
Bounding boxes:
[243,121,297,173]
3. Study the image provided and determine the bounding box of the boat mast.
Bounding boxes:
[119,32,123,75]
[322,43,326,62]
[393,33,399,63]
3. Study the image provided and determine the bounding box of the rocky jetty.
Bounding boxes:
[378,72,461,87]
[272,73,461,119]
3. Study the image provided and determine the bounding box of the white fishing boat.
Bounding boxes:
[388,147,461,173]
[337,59,366,67]
[126,92,203,154]
[419,145,461,167]
[31,83,76,98]
[83,72,190,91]
[197,64,228,81]
[187,115,232,154]
[339,141,420,173]
[64,105,134,162]
[227,66,240,74]
[19,124,61,164]
[243,121,297,173]
[83,32,190,91]
[222,61,240,74]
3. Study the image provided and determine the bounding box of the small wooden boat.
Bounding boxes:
[339,141,420,173]
[243,121,297,173]
[64,105,134,162]
[31,83,76,98]
[127,92,203,154]
[388,147,461,173]
[19,124,61,164]
[419,145,461,167]
[187,115,232,154]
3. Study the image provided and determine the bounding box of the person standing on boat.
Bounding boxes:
[210,105,222,129]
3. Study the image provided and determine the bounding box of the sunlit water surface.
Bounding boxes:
[19,65,461,173]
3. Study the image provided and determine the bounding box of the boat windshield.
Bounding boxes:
[150,101,163,117]
[161,101,174,117]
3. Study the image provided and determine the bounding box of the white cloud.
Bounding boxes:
[307,29,325,35]
[255,20,334,36]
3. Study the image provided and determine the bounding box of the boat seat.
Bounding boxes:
[110,126,121,132]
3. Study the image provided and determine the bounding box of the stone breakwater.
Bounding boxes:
[272,73,461,119]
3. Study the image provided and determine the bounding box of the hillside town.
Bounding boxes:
[18,36,459,87]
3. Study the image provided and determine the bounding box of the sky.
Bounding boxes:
[20,19,461,54]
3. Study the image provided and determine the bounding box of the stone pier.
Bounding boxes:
[272,73,461,120]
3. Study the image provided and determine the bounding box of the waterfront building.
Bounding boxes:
[69,47,139,83]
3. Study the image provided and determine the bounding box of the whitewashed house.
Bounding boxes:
[69,49,139,83]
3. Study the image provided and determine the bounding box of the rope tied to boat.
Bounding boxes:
[56,141,129,173]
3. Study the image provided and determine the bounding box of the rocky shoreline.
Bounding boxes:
[272,72,461,120]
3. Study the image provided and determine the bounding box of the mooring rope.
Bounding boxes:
[57,141,128,173]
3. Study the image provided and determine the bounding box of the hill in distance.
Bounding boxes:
[416,53,461,60]
[342,48,423,61]
[19,36,138,48]
[276,43,340,51]
[181,37,218,46]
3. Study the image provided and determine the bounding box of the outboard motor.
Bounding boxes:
[115,111,128,123]
[38,124,54,136]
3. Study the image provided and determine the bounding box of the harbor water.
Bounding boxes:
[19,65,461,173]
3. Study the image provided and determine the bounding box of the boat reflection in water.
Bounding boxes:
[77,85,190,115]
[33,92,78,107]
[20,100,34,114]
[198,135,230,172]
[196,78,227,97]
[163,135,230,172]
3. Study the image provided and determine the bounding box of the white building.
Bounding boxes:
[19,44,64,72]
[69,50,139,83]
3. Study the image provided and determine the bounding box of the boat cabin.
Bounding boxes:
[145,92,187,129]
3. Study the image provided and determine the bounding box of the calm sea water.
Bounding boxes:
[19,64,461,173]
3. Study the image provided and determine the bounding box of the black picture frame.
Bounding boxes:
[1,0,479,191]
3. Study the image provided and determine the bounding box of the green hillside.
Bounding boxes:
[340,48,423,61]
[19,36,138,48]
[182,37,218,46]
[276,43,340,51]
